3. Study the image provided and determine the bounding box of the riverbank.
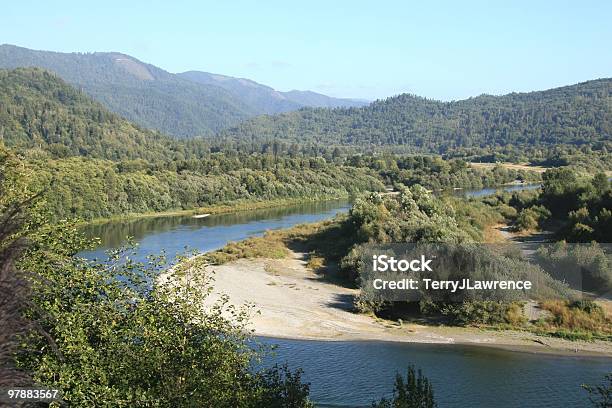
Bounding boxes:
[80,194,353,226]
[167,249,612,357]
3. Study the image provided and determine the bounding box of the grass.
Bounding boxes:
[530,300,612,341]
[201,214,355,274]
[203,234,289,265]
[469,162,550,173]
[533,328,612,342]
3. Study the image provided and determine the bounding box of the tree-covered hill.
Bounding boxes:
[0,44,260,137]
[0,44,367,138]
[0,67,213,161]
[219,78,611,153]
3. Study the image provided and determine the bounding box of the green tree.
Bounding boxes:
[372,366,436,408]
[16,225,314,406]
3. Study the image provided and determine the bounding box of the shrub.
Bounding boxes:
[371,366,437,408]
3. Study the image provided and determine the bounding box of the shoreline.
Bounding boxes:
[255,334,612,359]
[251,324,612,358]
[79,195,352,226]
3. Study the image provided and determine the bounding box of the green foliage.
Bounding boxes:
[221,78,612,153]
[508,169,612,241]
[371,366,436,408]
[514,205,550,232]
[343,187,568,321]
[26,156,383,221]
[436,301,527,326]
[0,147,38,387]
[0,67,186,161]
[362,155,541,191]
[254,365,315,408]
[348,187,470,245]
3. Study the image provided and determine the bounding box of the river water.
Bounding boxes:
[80,192,610,407]
[257,337,610,408]
[80,199,351,261]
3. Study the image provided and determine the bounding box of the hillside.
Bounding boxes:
[0,44,261,137]
[178,71,367,110]
[0,67,384,220]
[0,44,367,138]
[219,79,612,153]
[0,67,209,161]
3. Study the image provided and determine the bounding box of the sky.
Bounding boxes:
[2,0,611,101]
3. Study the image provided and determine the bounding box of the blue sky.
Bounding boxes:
[2,0,611,100]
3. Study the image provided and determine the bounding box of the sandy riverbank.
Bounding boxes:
[167,250,612,357]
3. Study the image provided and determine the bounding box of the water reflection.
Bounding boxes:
[79,199,350,261]
[460,183,541,198]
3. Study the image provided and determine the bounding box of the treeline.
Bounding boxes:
[26,156,383,221]
[220,78,611,153]
[347,154,541,191]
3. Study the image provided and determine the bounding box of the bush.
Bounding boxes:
[371,366,436,408]
[438,301,526,326]
[582,373,612,408]
[537,300,611,338]
[514,205,550,231]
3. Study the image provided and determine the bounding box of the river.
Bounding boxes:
[80,199,351,261]
[257,337,610,408]
[80,192,610,407]
[457,182,541,198]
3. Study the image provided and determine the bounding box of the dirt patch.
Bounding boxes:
[469,162,550,173]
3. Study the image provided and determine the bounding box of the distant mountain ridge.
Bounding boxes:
[0,44,368,138]
[178,70,367,110]
[219,78,612,152]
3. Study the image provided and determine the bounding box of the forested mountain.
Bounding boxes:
[178,71,367,111]
[0,44,367,138]
[0,67,212,161]
[220,79,612,153]
[0,44,258,137]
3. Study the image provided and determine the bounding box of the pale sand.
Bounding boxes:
[171,250,612,357]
